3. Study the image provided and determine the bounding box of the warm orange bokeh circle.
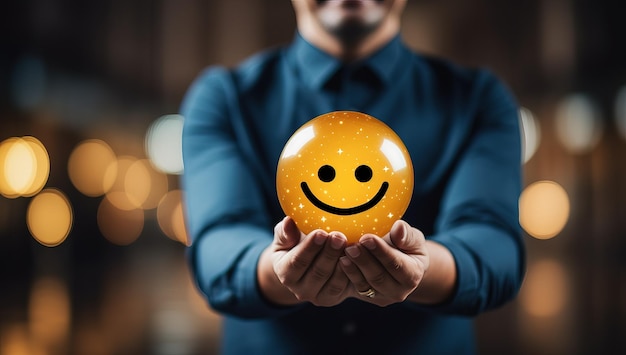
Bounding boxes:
[276,111,414,244]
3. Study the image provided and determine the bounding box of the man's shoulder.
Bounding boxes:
[232,46,287,90]
[191,46,285,89]
[402,47,516,110]
[412,51,495,86]
[411,50,513,103]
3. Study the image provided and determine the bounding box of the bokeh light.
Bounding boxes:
[29,277,71,350]
[554,94,603,154]
[156,190,189,245]
[615,85,626,141]
[519,180,570,239]
[97,196,144,245]
[21,137,50,197]
[0,324,41,355]
[125,159,168,210]
[519,107,541,164]
[520,259,569,318]
[145,114,184,175]
[68,140,117,197]
[3,138,36,194]
[0,136,49,198]
[104,156,136,211]
[104,157,168,211]
[124,159,151,208]
[171,201,189,246]
[0,138,20,198]
[26,189,73,247]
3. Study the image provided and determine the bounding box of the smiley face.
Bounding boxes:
[300,165,389,215]
[276,111,414,244]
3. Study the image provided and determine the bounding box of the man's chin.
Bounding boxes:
[316,0,386,8]
[316,0,386,3]
[330,21,377,46]
[316,0,387,44]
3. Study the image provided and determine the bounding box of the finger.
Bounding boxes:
[284,216,305,241]
[316,261,350,306]
[388,220,425,254]
[298,232,347,298]
[359,234,416,285]
[274,216,303,251]
[276,229,328,285]
[339,256,370,297]
[344,242,399,292]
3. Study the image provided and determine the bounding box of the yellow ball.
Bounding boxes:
[276,111,414,244]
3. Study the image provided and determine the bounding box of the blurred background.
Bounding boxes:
[1,0,625,354]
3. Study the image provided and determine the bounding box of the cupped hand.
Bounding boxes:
[339,220,429,307]
[270,217,351,307]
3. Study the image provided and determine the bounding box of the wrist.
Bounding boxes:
[257,246,301,306]
[408,240,457,305]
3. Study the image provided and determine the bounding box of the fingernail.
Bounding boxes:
[361,238,376,250]
[330,234,345,250]
[313,232,326,245]
[345,246,360,258]
[340,256,352,266]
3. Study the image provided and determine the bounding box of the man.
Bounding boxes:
[181,0,525,354]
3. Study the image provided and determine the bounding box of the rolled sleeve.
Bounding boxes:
[181,67,299,318]
[419,71,525,315]
[189,224,301,318]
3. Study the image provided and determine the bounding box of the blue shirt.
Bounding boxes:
[181,33,525,355]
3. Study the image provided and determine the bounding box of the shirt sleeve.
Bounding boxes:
[424,70,526,315]
[180,67,299,319]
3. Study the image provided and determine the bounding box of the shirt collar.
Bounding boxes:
[289,31,405,90]
[364,34,404,85]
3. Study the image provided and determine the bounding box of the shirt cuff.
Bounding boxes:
[190,223,305,319]
[426,233,482,315]
[236,240,306,318]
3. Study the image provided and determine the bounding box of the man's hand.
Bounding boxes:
[258,216,351,307]
[339,220,430,307]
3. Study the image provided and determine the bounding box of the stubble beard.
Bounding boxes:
[317,1,386,49]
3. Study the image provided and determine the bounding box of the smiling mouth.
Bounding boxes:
[300,181,389,215]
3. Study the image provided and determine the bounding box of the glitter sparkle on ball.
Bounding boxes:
[276,111,414,244]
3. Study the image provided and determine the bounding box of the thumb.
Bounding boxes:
[274,216,302,250]
[389,220,425,253]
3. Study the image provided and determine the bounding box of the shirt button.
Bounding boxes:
[342,321,356,335]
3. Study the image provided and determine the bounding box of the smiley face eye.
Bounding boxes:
[355,165,373,182]
[318,165,336,182]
